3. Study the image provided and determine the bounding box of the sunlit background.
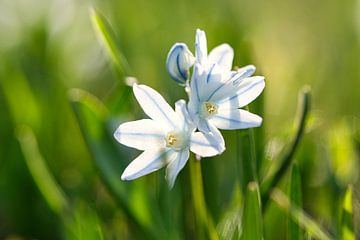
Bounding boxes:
[0,0,359,239]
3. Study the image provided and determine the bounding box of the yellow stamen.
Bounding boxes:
[167,134,177,146]
[200,102,218,118]
[205,102,217,114]
[165,131,184,149]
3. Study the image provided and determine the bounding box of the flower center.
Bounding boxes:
[165,131,185,150]
[200,101,218,118]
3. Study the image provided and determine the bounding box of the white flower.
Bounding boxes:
[187,29,265,141]
[195,29,235,73]
[114,83,224,188]
[166,43,195,85]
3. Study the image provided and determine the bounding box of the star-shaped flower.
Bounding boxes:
[187,29,265,143]
[114,84,224,188]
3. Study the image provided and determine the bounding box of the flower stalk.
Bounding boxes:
[237,126,258,194]
[189,154,219,240]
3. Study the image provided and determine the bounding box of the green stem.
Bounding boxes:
[261,87,311,210]
[237,126,258,195]
[189,155,219,240]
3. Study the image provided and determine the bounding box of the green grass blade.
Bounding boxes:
[241,182,263,240]
[0,69,40,128]
[287,163,303,240]
[237,122,258,194]
[90,7,132,78]
[189,155,219,240]
[16,125,69,214]
[340,185,355,240]
[65,201,105,240]
[261,87,311,209]
[271,188,332,240]
[250,90,265,175]
[217,187,243,240]
[68,88,166,239]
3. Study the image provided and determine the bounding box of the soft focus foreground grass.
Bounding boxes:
[0,0,359,239]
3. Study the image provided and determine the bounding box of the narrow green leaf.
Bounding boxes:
[271,189,332,240]
[89,7,134,115]
[261,87,311,209]
[237,120,258,194]
[68,88,166,239]
[329,121,358,186]
[90,7,132,78]
[217,187,243,240]
[64,201,105,240]
[287,163,303,240]
[250,90,265,174]
[340,185,355,240]
[241,182,263,240]
[189,155,219,240]
[0,69,40,129]
[16,125,68,214]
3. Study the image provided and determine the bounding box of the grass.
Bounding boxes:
[0,0,359,239]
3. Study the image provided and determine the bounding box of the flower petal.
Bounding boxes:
[114,119,165,150]
[166,43,195,85]
[197,118,212,134]
[210,108,262,130]
[175,99,195,131]
[133,84,179,130]
[237,65,256,78]
[189,63,207,104]
[208,44,234,72]
[195,29,208,65]
[205,67,256,102]
[217,76,265,109]
[165,149,190,188]
[121,149,176,181]
[190,131,225,157]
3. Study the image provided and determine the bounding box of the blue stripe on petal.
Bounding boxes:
[138,87,176,129]
[206,63,216,83]
[176,54,187,81]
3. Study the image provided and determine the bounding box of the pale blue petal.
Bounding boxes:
[166,43,195,85]
[208,44,234,72]
[237,65,256,78]
[197,118,212,134]
[217,76,265,109]
[133,84,179,131]
[190,131,225,157]
[121,149,176,181]
[114,119,165,150]
[195,29,208,65]
[210,108,262,130]
[165,149,189,188]
[175,99,196,131]
[207,72,263,104]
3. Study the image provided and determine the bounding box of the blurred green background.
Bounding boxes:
[0,0,359,239]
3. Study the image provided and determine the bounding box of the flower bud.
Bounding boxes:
[166,43,195,85]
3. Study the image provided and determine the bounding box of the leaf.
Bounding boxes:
[89,7,134,114]
[217,187,243,240]
[16,125,69,214]
[237,121,258,194]
[64,201,105,240]
[328,121,359,186]
[90,7,131,78]
[189,156,219,240]
[261,87,311,209]
[250,90,265,175]
[68,88,167,239]
[287,163,303,240]
[340,185,355,240]
[271,188,332,240]
[241,182,263,240]
[0,68,41,128]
